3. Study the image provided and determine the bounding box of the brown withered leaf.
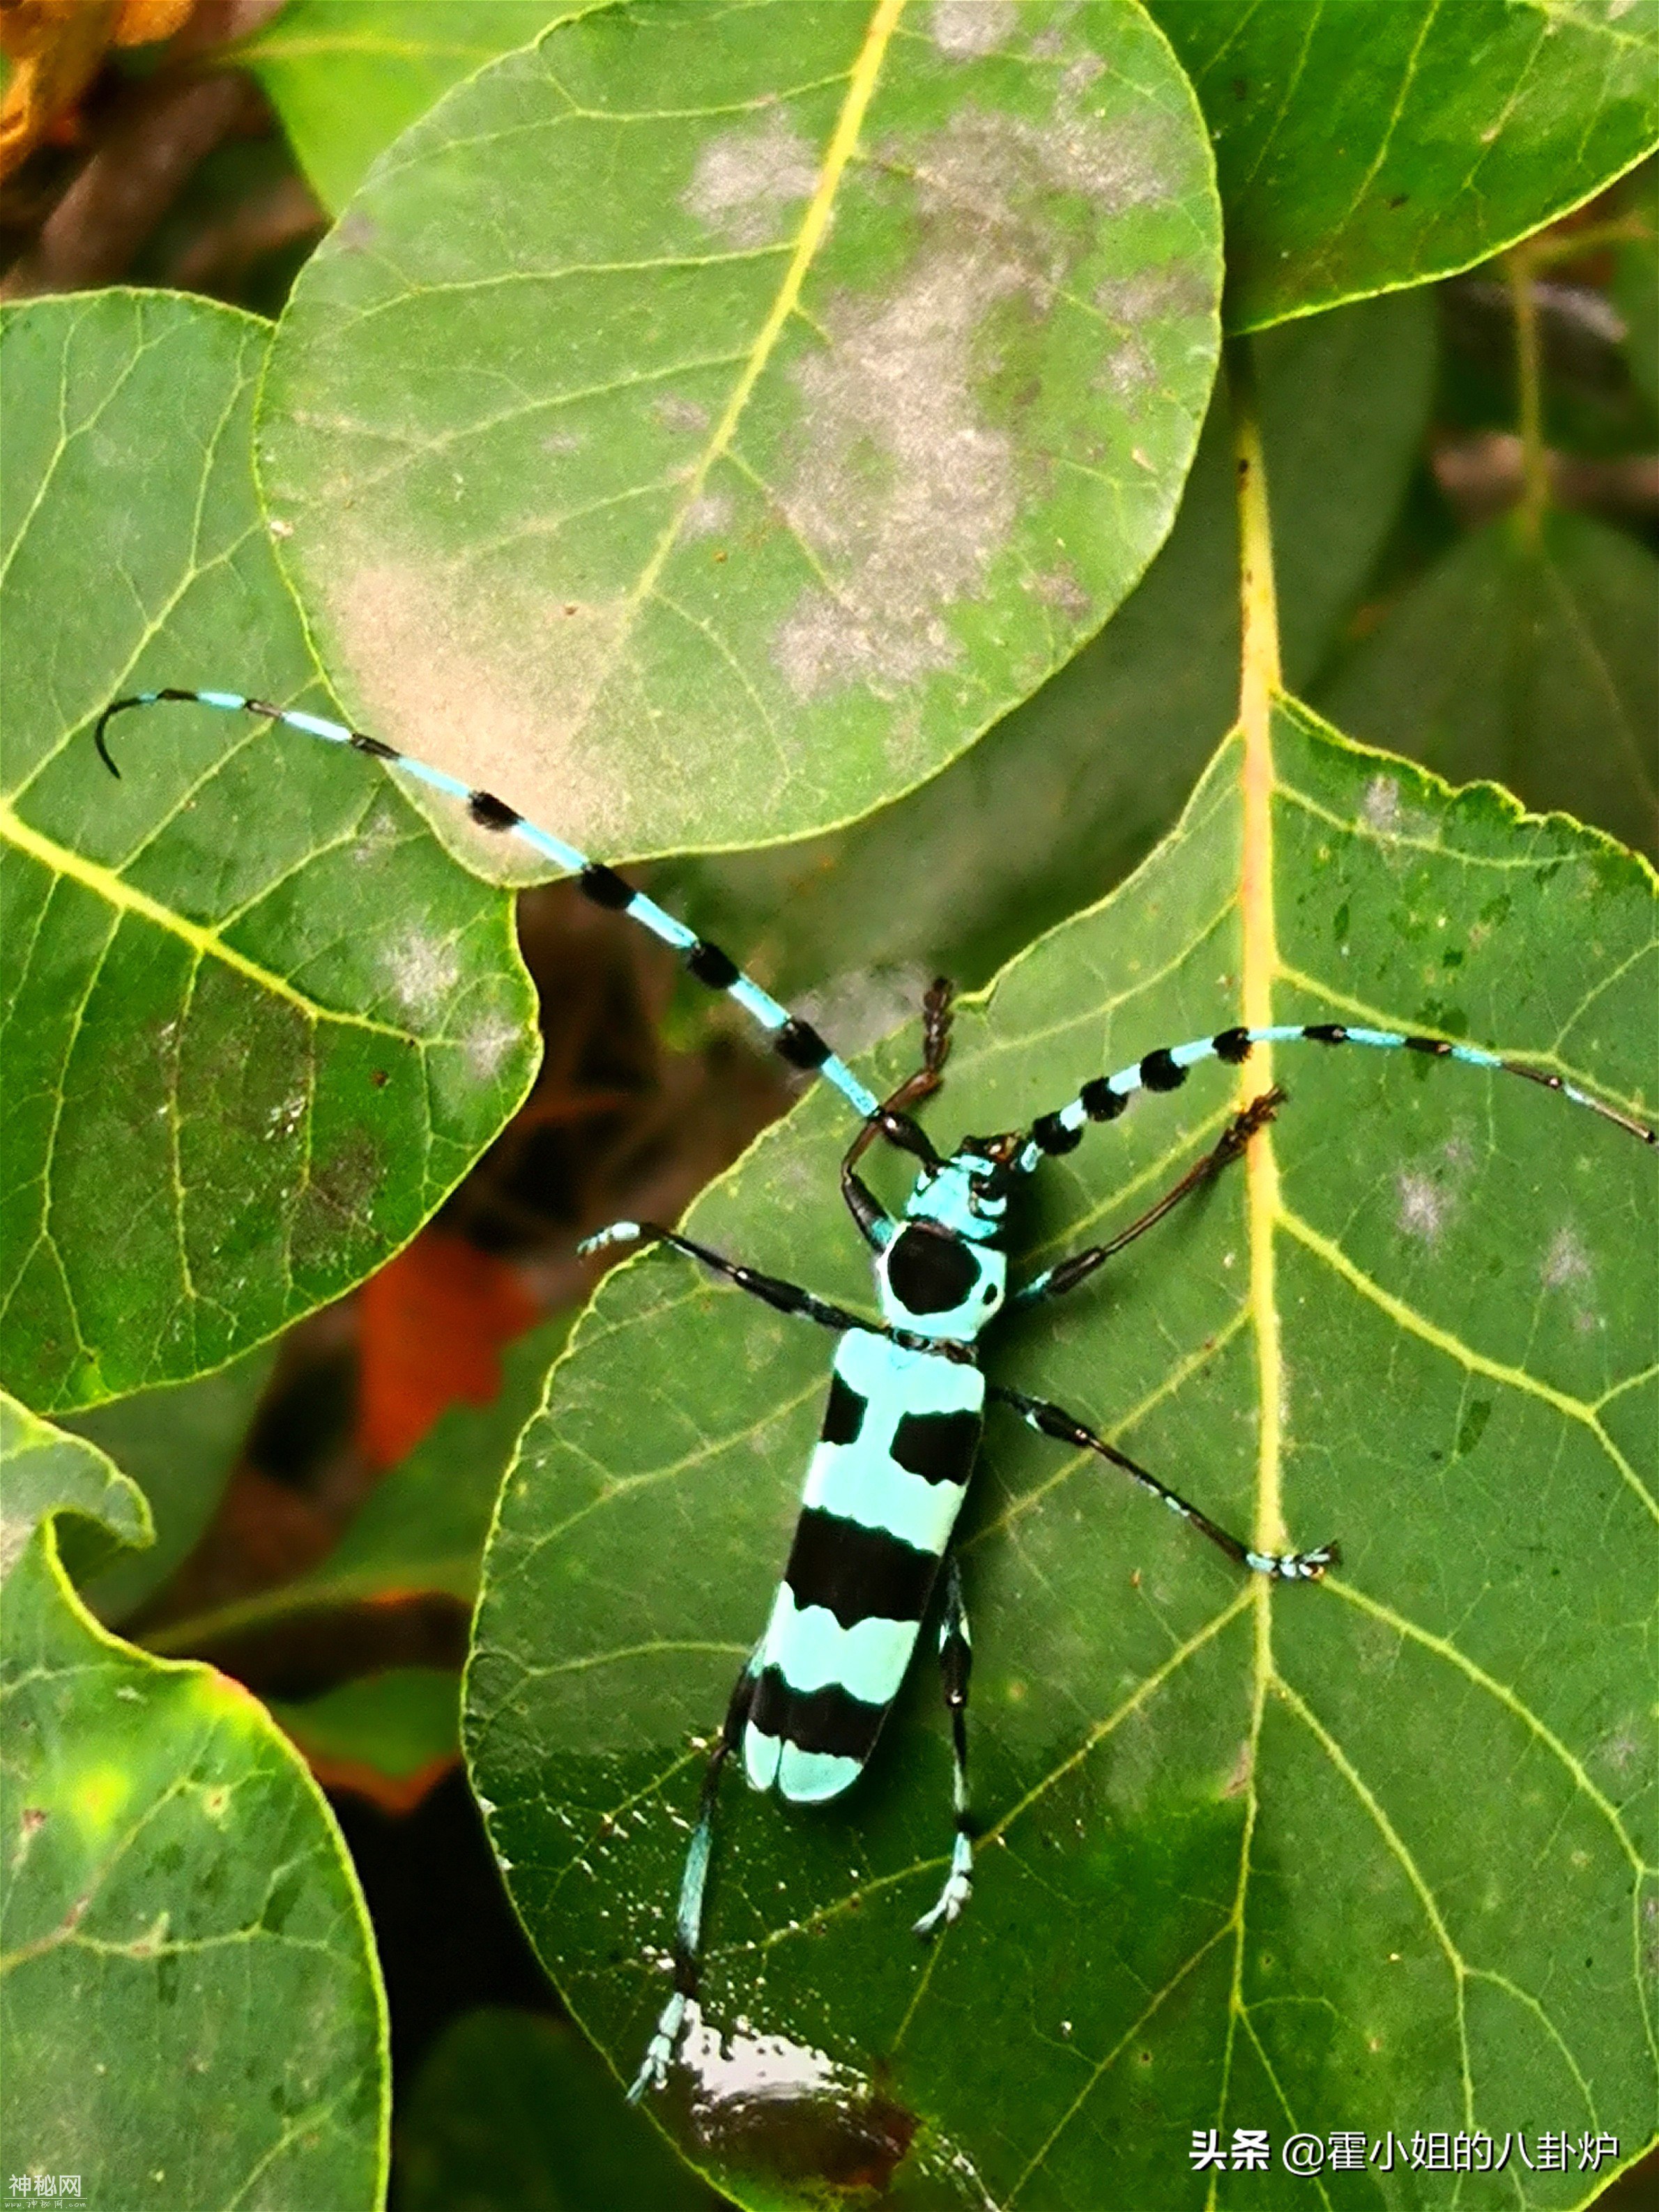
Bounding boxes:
[0,0,192,179]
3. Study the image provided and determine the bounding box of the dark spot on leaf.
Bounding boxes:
[289,1132,385,1280]
[1456,1401,1492,1458]
[156,1951,180,2006]
[1231,75,1247,100]
[261,1866,305,1935]
[1387,193,1409,209]
[1331,900,1349,944]
[685,2076,918,2192]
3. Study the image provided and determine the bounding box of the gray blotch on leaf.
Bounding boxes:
[772,247,1020,700]
[1540,1224,1593,1290]
[681,110,818,249]
[682,489,734,541]
[654,394,710,434]
[770,73,1183,702]
[1396,1169,1452,1243]
[930,0,1017,59]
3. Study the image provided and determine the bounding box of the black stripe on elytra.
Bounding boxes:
[1214,1027,1253,1064]
[349,731,399,761]
[1304,1023,1348,1045]
[468,789,521,831]
[1405,1034,1453,1057]
[890,1408,980,1487]
[820,1374,867,1447]
[784,1507,940,1627]
[885,1227,980,1316]
[750,1670,887,1764]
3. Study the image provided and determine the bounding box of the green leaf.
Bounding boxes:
[145,1311,569,1655]
[259,0,1223,864]
[0,291,541,1414]
[669,287,1437,997]
[466,705,1657,2208]
[1,1390,152,1579]
[1317,507,1659,866]
[239,0,560,214]
[398,2006,730,2211]
[270,1668,461,1792]
[1612,160,1658,411]
[0,1399,388,2209]
[63,1340,277,1625]
[1146,0,1659,333]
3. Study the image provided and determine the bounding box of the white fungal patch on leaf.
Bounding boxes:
[682,489,734,542]
[1396,1169,1453,1244]
[680,110,817,249]
[796,964,931,1057]
[930,0,1017,59]
[1033,566,1090,620]
[1541,1224,1593,1291]
[770,69,1187,702]
[465,1011,527,1081]
[652,393,710,436]
[1094,261,1216,330]
[1362,776,1405,836]
[772,247,1020,699]
[384,929,461,1021]
[331,560,632,846]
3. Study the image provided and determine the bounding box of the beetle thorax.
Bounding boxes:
[874,1150,1009,1342]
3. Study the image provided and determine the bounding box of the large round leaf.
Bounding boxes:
[468,704,1657,2208]
[259,0,1222,864]
[1,1397,389,2209]
[1147,0,1659,332]
[0,291,540,1413]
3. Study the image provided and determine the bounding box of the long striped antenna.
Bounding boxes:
[93,689,881,1122]
[1017,1020,1657,1172]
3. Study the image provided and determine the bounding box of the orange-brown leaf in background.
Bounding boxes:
[0,0,192,177]
[288,1742,459,1816]
[358,1228,539,1470]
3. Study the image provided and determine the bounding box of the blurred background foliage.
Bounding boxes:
[0,3,1653,2206]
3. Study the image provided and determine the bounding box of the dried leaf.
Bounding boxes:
[357,1229,538,1470]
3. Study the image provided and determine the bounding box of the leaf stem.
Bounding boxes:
[1224,332,1287,1564]
[1505,245,1549,541]
[1522,215,1650,270]
[1228,333,1281,725]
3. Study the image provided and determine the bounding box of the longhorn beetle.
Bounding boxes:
[95,689,1658,2098]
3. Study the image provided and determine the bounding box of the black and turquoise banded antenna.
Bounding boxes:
[95,682,1656,2105]
[94,686,1656,1158]
[93,686,882,1123]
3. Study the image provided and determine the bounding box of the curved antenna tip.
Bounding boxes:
[92,696,144,778]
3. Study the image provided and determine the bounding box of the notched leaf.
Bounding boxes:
[0,1410,387,2206]
[470,707,1657,2209]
